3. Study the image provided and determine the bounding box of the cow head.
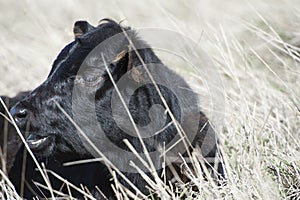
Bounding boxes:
[9,19,185,163]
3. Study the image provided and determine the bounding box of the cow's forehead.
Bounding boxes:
[48,41,77,77]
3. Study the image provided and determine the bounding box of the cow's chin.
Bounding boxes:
[26,133,55,158]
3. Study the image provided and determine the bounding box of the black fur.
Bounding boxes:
[1,93,114,199]
[9,148,113,199]
[10,19,225,199]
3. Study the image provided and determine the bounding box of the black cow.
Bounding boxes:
[10,19,225,199]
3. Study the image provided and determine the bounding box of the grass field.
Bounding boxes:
[0,0,299,199]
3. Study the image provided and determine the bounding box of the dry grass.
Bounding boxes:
[0,0,299,199]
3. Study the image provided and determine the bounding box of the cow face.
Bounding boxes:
[9,19,129,158]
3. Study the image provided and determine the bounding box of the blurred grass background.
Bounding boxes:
[0,0,299,199]
[1,0,298,95]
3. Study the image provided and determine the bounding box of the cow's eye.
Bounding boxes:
[74,74,103,87]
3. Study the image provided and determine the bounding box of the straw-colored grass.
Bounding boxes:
[0,0,299,199]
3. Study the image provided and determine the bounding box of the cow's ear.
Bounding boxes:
[73,21,94,38]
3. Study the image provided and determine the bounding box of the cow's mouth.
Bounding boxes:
[26,134,53,151]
